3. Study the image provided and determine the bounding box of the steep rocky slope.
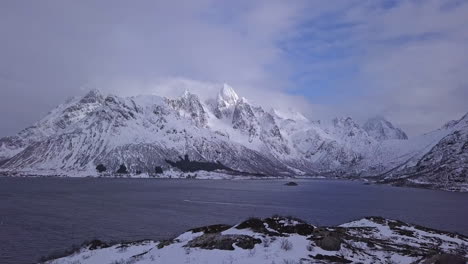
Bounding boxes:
[379,114,468,191]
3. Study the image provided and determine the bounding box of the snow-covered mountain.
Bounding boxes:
[363,116,408,141]
[0,85,466,190]
[379,113,468,191]
[0,89,290,176]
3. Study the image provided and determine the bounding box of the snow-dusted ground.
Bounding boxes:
[45,216,467,264]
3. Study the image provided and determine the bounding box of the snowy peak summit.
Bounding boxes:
[212,84,241,119]
[180,89,192,98]
[443,112,468,130]
[79,89,104,104]
[333,117,359,128]
[363,116,408,141]
[271,109,308,122]
[217,83,239,107]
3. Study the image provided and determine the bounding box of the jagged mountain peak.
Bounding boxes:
[461,112,468,122]
[333,117,359,128]
[172,89,202,104]
[79,89,104,104]
[238,97,249,104]
[270,108,308,122]
[217,83,239,107]
[167,90,207,127]
[443,120,458,129]
[83,88,103,97]
[443,112,468,129]
[180,89,198,99]
[211,84,241,120]
[326,117,375,146]
[363,116,408,141]
[80,88,104,101]
[181,89,191,97]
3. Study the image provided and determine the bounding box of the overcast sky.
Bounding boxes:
[1,0,467,137]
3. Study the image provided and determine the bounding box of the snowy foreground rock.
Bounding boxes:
[44,216,467,264]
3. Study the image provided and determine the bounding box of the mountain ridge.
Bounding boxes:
[0,85,466,191]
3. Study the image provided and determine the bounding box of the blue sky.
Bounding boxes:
[278,0,468,134]
[0,0,467,136]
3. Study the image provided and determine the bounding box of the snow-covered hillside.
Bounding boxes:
[44,216,468,264]
[379,113,468,191]
[0,84,466,190]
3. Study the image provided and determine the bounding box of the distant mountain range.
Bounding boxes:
[0,84,466,191]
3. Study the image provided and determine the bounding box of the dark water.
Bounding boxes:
[0,178,467,264]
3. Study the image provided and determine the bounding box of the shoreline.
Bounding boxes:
[1,172,467,193]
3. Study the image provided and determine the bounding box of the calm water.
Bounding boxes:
[0,178,467,264]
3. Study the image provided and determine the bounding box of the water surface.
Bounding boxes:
[0,177,467,264]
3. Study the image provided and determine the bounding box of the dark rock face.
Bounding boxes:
[312,254,352,263]
[88,240,109,250]
[236,216,314,236]
[189,224,232,234]
[96,164,106,173]
[310,228,345,251]
[422,253,466,264]
[186,234,261,250]
[316,235,342,251]
[264,216,314,236]
[157,239,178,249]
[165,154,233,173]
[116,164,128,174]
[236,218,274,234]
[155,166,163,174]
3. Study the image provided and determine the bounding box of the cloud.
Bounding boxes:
[288,0,468,135]
[0,0,466,137]
[0,0,311,136]
[352,0,468,134]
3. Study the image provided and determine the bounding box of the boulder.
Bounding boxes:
[186,234,261,250]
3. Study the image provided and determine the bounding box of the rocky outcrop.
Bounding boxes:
[44,216,468,264]
[167,90,208,127]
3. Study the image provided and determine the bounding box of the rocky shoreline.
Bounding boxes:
[43,216,467,264]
